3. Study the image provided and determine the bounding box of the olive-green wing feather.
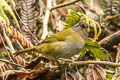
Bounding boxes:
[42,28,73,43]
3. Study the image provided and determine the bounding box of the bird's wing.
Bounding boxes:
[42,36,60,43]
[42,28,73,43]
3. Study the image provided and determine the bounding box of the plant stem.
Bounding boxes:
[51,0,82,11]
[71,61,120,67]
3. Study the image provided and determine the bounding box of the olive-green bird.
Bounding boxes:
[15,21,89,59]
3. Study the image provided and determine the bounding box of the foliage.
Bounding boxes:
[0,0,20,29]
[65,9,80,28]
[65,9,101,40]
[0,0,120,80]
[65,9,108,60]
[79,38,111,61]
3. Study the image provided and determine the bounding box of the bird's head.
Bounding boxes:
[72,21,89,39]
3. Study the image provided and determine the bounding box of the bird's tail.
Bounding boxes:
[14,47,36,56]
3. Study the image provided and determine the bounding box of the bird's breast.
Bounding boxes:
[53,41,85,59]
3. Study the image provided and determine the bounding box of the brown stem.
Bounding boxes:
[51,0,83,11]
[101,14,120,22]
[71,61,120,67]
[99,30,120,51]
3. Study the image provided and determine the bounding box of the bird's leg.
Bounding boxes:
[56,58,74,72]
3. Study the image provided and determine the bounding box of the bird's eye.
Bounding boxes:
[79,22,88,29]
[72,21,89,29]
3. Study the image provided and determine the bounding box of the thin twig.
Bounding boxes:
[50,0,82,11]
[101,14,120,22]
[0,59,24,68]
[71,61,120,67]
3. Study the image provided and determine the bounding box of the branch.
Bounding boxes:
[71,61,120,67]
[101,14,120,22]
[50,0,82,11]
[99,30,120,51]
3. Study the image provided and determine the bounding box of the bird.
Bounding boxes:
[14,21,89,59]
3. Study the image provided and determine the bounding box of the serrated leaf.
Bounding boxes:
[87,38,110,60]
[65,9,80,28]
[87,39,110,60]
[89,47,109,60]
[79,38,111,61]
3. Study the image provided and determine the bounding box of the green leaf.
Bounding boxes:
[87,38,111,60]
[78,46,88,57]
[86,38,100,48]
[65,9,80,28]
[89,47,110,60]
[79,38,111,61]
